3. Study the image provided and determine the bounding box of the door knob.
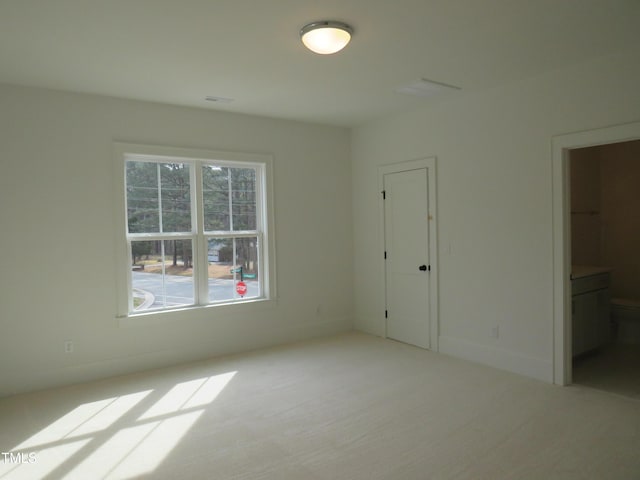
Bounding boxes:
[419,265,428,271]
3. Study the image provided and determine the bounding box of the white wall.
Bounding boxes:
[352,49,640,382]
[0,84,353,396]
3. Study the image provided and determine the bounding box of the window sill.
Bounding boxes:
[117,297,277,328]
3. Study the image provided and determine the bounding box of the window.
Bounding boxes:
[114,144,274,317]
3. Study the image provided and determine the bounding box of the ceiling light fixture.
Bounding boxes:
[300,21,353,55]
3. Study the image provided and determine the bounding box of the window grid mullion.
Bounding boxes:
[157,163,163,233]
[127,233,194,241]
[194,162,209,306]
[160,240,167,308]
[253,167,264,298]
[231,238,237,299]
[227,168,234,231]
[203,231,258,239]
[126,239,134,313]
[257,232,264,298]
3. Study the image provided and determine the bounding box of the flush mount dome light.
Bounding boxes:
[300,21,353,54]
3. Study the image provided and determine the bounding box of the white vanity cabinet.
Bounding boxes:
[571,268,611,357]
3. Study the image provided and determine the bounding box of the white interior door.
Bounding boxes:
[383,168,430,349]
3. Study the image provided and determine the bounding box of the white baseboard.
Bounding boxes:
[1,318,353,397]
[438,335,553,383]
[353,316,385,338]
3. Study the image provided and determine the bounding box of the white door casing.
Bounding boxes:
[552,120,640,385]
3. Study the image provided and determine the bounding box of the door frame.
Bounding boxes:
[552,120,640,385]
[378,157,439,351]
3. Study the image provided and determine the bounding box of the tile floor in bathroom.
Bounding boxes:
[572,342,640,399]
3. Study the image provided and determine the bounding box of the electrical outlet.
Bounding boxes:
[64,341,74,353]
[490,326,499,339]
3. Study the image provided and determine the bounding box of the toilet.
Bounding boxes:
[611,298,640,345]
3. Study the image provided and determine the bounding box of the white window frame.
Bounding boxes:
[113,142,276,323]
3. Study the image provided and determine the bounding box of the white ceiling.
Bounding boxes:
[1,0,639,127]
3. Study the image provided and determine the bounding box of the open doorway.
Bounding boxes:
[569,140,640,399]
[552,121,640,390]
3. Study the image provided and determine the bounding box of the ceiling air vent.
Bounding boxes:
[395,78,460,97]
[205,96,234,103]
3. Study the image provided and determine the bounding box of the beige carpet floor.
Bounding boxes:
[1,332,639,479]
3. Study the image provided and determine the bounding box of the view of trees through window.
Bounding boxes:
[125,159,261,312]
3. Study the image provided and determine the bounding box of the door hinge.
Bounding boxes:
[385,310,388,318]
[384,251,387,259]
[382,190,386,200]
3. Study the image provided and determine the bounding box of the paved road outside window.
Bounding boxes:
[132,271,259,310]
